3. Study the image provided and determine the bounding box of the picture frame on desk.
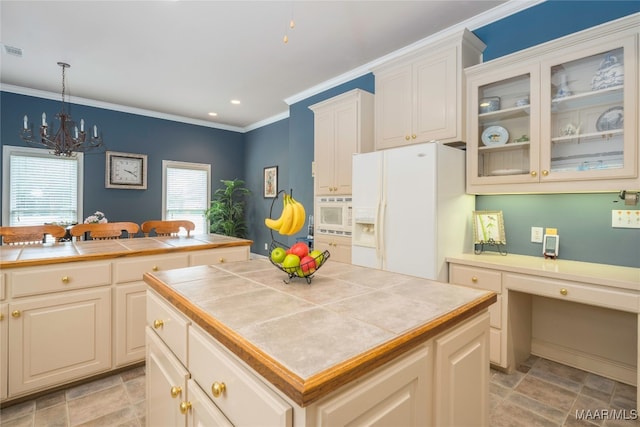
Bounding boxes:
[263,166,278,198]
[105,151,147,190]
[472,210,506,245]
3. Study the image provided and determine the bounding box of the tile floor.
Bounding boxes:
[0,356,637,427]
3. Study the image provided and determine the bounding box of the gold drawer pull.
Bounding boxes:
[471,276,478,283]
[152,265,159,271]
[61,276,70,283]
[12,310,21,318]
[179,401,192,414]
[560,288,568,296]
[0,313,4,321]
[530,171,537,177]
[542,170,549,176]
[219,258,225,263]
[412,134,417,139]
[211,382,226,398]
[153,319,164,329]
[170,386,182,398]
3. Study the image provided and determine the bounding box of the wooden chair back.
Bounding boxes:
[141,220,195,237]
[0,225,67,245]
[70,222,140,240]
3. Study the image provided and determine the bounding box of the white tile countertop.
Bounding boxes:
[144,258,496,406]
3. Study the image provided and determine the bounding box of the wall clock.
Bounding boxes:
[105,151,147,189]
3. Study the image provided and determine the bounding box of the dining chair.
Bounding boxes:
[70,222,140,240]
[0,225,67,245]
[141,220,195,237]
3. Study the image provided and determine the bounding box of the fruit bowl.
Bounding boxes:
[269,239,330,284]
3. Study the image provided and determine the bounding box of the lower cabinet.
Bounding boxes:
[114,282,147,366]
[8,287,112,396]
[1,303,8,400]
[313,235,351,264]
[186,379,233,427]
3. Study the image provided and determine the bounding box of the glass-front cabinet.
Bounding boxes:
[466,17,638,194]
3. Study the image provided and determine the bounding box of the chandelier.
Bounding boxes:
[20,62,103,157]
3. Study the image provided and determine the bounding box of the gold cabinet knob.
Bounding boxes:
[471,276,478,283]
[61,276,70,284]
[211,382,226,398]
[0,313,4,321]
[219,258,224,263]
[405,135,411,140]
[412,134,417,139]
[542,170,549,176]
[152,265,159,271]
[11,310,21,318]
[153,319,164,329]
[179,401,192,415]
[170,386,182,398]
[560,288,568,296]
[530,171,537,177]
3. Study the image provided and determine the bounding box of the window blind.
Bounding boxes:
[7,150,80,226]
[165,162,210,234]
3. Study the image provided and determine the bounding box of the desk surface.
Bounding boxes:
[0,234,252,268]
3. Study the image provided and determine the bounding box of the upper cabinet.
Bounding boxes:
[373,29,485,150]
[310,89,374,196]
[466,15,639,194]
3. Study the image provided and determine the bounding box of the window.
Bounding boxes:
[163,160,210,235]
[2,146,83,226]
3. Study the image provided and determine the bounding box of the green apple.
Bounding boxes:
[270,246,287,263]
[282,254,300,273]
[309,250,324,266]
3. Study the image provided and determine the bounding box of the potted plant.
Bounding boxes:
[205,179,251,238]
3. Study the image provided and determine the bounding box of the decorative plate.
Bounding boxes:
[481,126,509,146]
[596,106,623,131]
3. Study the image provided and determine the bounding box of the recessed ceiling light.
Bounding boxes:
[230,100,241,105]
[208,112,217,117]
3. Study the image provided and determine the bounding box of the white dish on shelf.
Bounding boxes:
[481,126,509,146]
[489,169,528,176]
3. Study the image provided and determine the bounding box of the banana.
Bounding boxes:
[277,195,296,235]
[285,196,306,235]
[264,195,287,231]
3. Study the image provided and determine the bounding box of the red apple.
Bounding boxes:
[299,255,317,275]
[289,242,309,259]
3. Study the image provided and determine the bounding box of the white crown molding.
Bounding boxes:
[1,83,246,133]
[244,111,290,133]
[284,0,544,106]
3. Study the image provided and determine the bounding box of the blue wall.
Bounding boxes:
[1,1,638,267]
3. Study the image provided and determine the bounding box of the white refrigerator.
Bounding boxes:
[351,142,474,282]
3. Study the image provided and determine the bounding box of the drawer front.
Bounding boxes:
[504,273,640,313]
[449,264,502,293]
[189,324,292,427]
[146,290,190,366]
[489,328,503,366]
[189,247,249,266]
[10,261,111,298]
[114,254,189,284]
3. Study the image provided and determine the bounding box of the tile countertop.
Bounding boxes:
[143,258,496,406]
[446,253,640,291]
[0,234,252,268]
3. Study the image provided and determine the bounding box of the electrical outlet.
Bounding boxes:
[531,227,543,243]
[612,210,640,228]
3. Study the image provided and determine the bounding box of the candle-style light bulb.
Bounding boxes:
[80,119,84,132]
[74,126,79,138]
[93,125,97,138]
[42,112,47,126]
[23,115,28,130]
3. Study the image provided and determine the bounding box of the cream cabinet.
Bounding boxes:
[310,88,374,196]
[313,235,351,264]
[185,379,233,427]
[114,283,147,366]
[8,287,112,396]
[466,16,639,194]
[1,303,8,400]
[373,29,484,150]
[189,246,250,266]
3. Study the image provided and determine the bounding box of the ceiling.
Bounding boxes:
[1,1,533,132]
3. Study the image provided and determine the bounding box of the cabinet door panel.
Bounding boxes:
[187,379,233,427]
[115,282,147,366]
[314,111,335,195]
[8,287,111,396]
[375,66,413,150]
[334,104,358,195]
[1,304,7,400]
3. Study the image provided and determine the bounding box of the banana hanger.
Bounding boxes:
[267,189,330,284]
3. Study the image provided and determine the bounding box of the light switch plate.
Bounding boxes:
[531,227,543,243]
[612,210,640,228]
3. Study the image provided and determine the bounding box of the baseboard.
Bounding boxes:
[531,338,636,386]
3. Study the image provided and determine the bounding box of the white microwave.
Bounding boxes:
[315,196,352,236]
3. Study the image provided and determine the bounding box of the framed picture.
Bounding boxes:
[105,151,147,190]
[472,210,506,244]
[263,166,278,198]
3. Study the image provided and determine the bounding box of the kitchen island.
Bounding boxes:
[144,258,497,426]
[0,234,251,404]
